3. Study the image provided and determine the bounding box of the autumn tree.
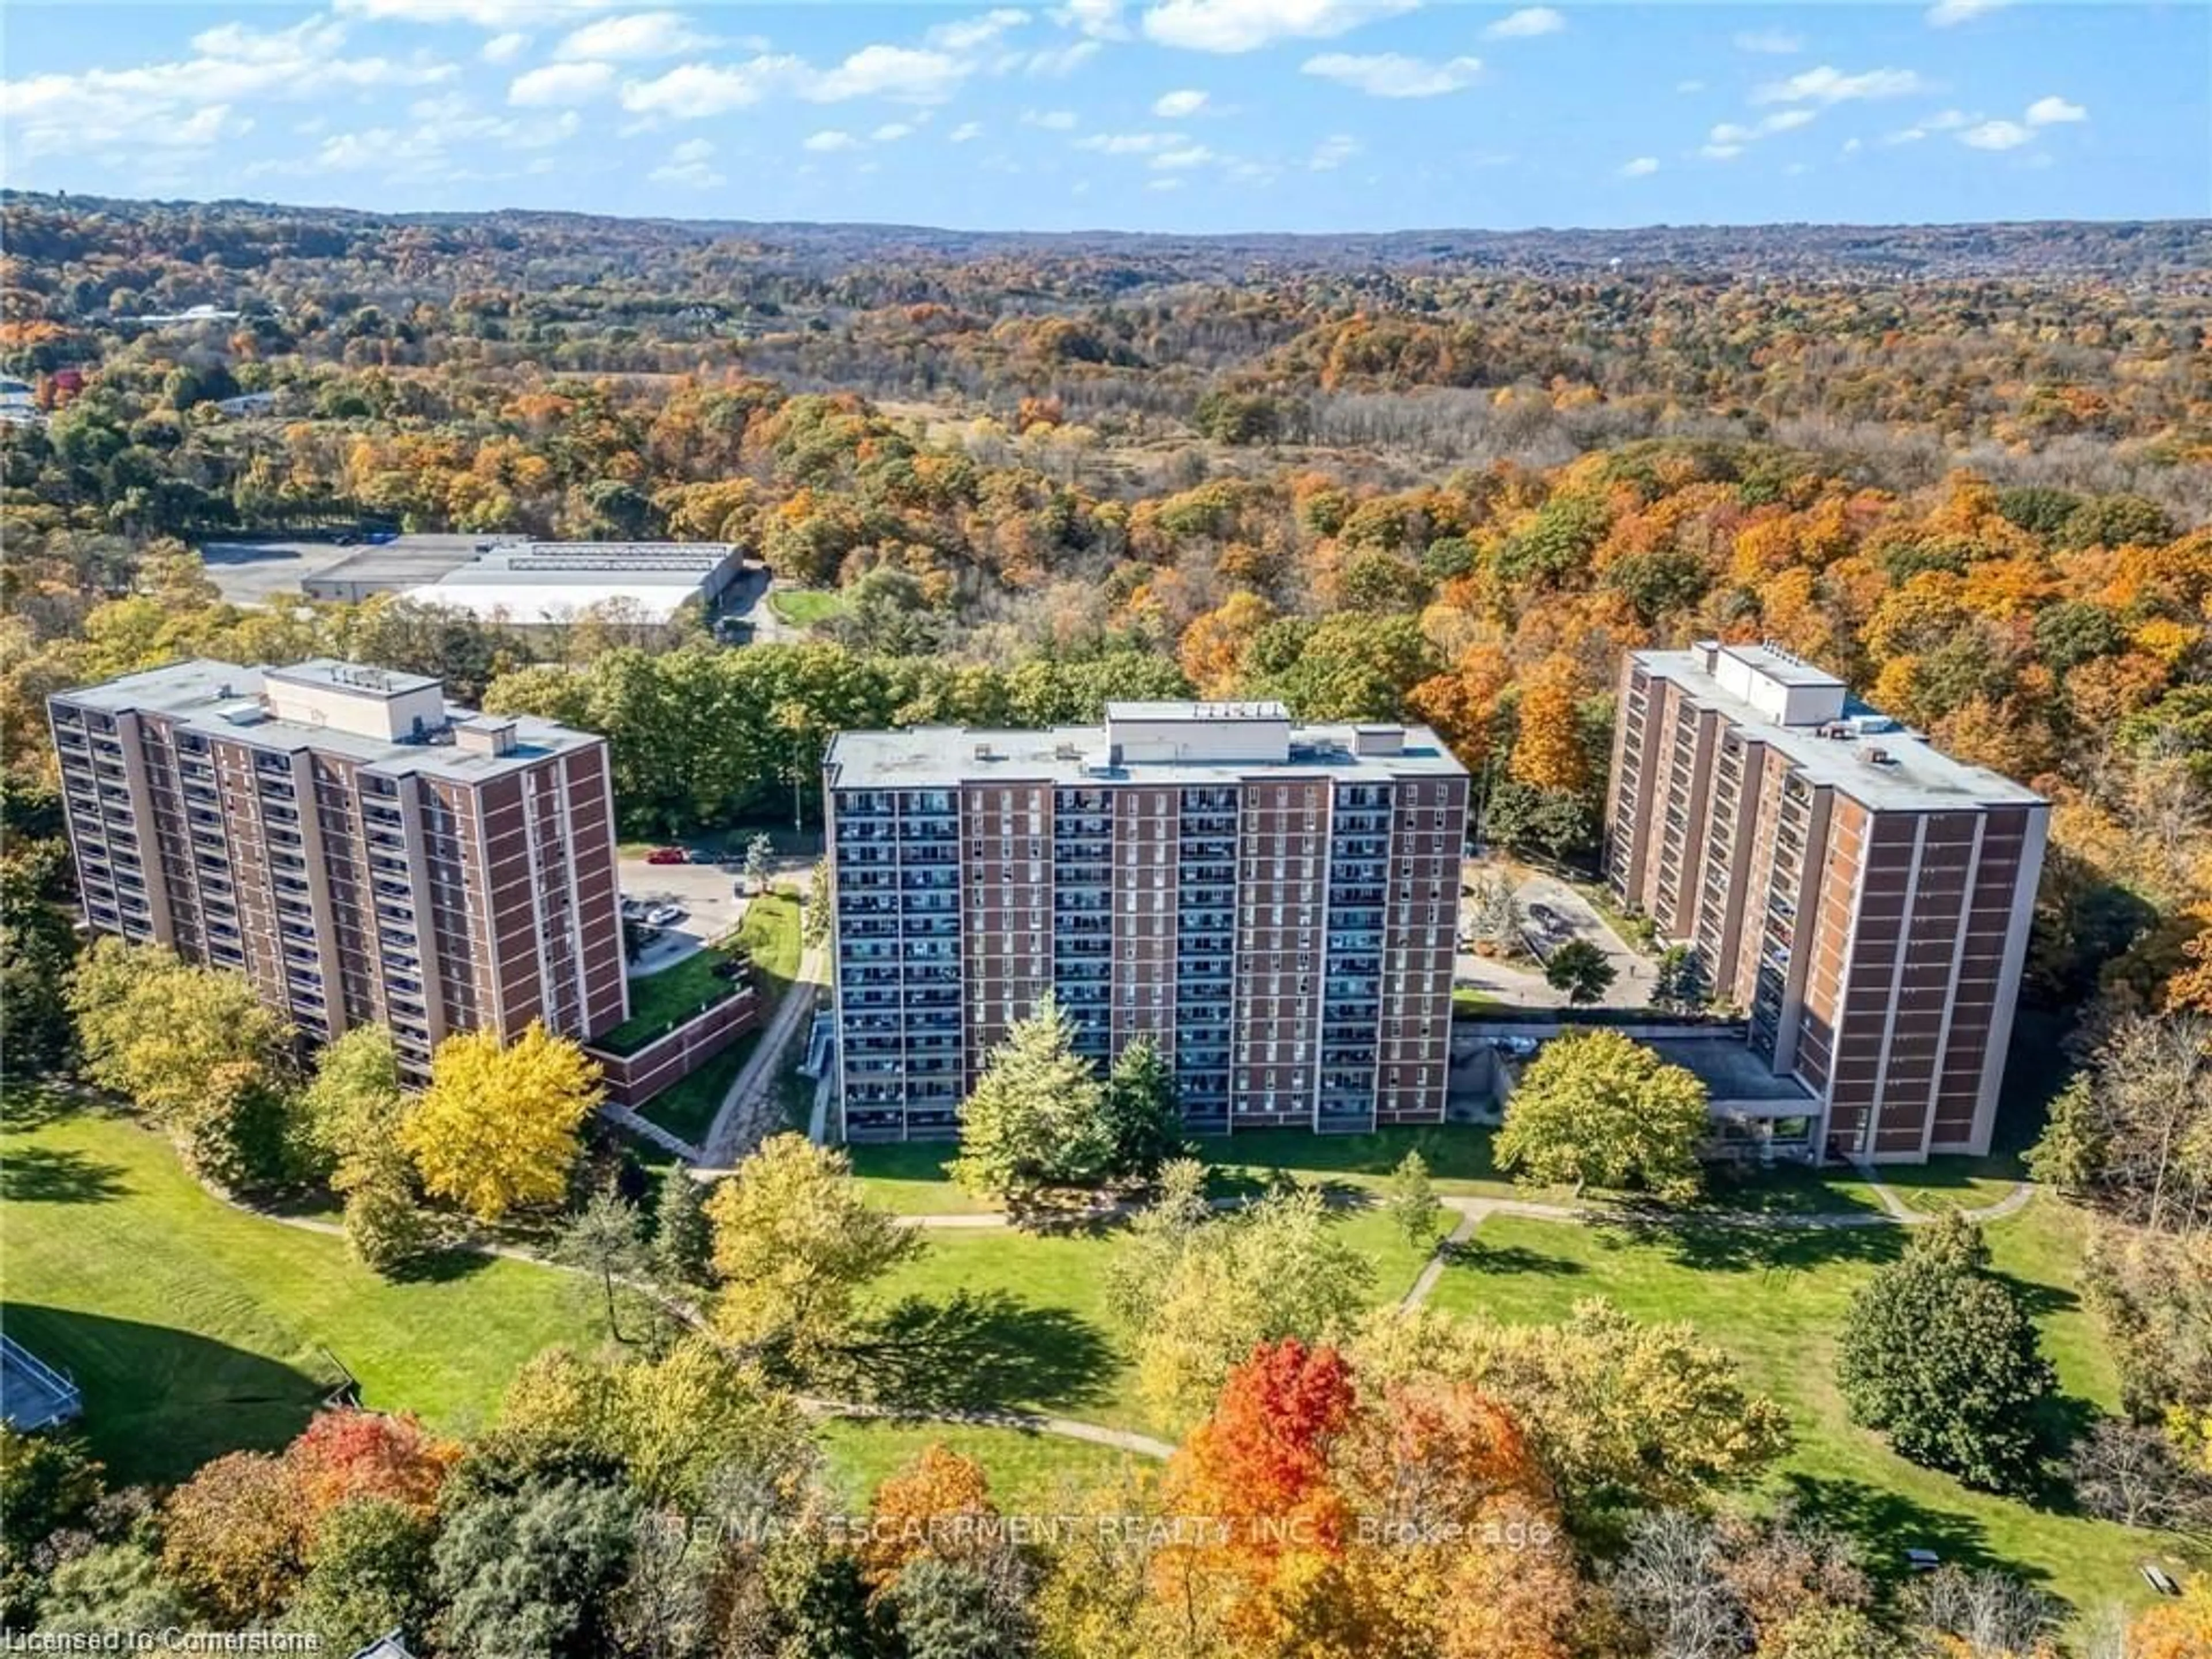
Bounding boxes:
[859,1444,998,1589]
[402,1021,603,1222]
[161,1453,308,1626]
[706,1133,921,1373]
[1509,655,1590,796]
[1494,1029,1709,1200]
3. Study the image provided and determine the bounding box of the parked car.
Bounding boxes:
[1528,902,1565,933]
[645,903,686,926]
[645,846,687,865]
[687,847,719,863]
[619,898,648,919]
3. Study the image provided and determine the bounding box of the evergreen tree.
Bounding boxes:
[652,1162,713,1286]
[1383,1150,1446,1249]
[555,1187,652,1346]
[951,995,1114,1204]
[1102,1037,1184,1180]
[1836,1214,2056,1494]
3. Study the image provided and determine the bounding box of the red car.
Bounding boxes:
[645,846,688,865]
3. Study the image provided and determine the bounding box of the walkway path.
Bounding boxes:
[701,935,827,1166]
[600,1102,702,1164]
[797,1395,1177,1460]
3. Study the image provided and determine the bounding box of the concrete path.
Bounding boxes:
[700,934,828,1166]
[600,1103,702,1163]
[1402,1209,1479,1309]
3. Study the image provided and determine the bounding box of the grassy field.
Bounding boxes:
[768,589,845,627]
[849,1207,1437,1438]
[635,892,806,1142]
[0,1094,595,1484]
[817,1419,1139,1510]
[598,947,742,1056]
[1426,1198,2192,1622]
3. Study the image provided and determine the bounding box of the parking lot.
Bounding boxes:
[618,854,751,975]
[1454,861,1656,1011]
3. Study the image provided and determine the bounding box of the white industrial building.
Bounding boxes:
[400,541,741,637]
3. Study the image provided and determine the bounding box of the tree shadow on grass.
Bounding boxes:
[1597,1205,1908,1276]
[1444,1237,1586,1277]
[384,1245,498,1285]
[0,1146,127,1205]
[1780,1472,2035,1593]
[832,1290,1118,1416]
[0,1085,87,1134]
[2,1303,340,1487]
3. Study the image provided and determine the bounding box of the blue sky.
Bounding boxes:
[5,2,2206,232]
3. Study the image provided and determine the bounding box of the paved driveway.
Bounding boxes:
[618,857,749,972]
[1512,871,1656,1010]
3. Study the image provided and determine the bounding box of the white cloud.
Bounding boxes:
[1675,78,1704,93]
[480,31,531,60]
[927,9,1032,51]
[805,44,972,103]
[271,96,581,182]
[1141,0,1418,55]
[1153,87,1209,116]
[1754,65,1929,105]
[949,119,985,140]
[1700,143,1743,161]
[1075,128,1185,152]
[1308,131,1361,169]
[1708,122,1753,144]
[2025,94,2086,126]
[509,60,616,103]
[335,0,615,26]
[1053,0,1130,38]
[2,17,457,159]
[619,56,797,116]
[1761,108,1815,133]
[1020,39,1103,75]
[1151,142,1215,168]
[1302,51,1480,97]
[649,135,722,185]
[1960,118,2031,150]
[555,11,719,60]
[804,128,861,151]
[1147,175,1184,190]
[1702,107,1813,158]
[1926,0,2009,25]
[1023,107,1080,127]
[1618,154,1658,176]
[1732,28,1801,54]
[1484,7,1563,39]
[871,121,913,141]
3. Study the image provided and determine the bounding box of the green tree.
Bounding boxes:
[302,1025,430,1270]
[33,1543,185,1638]
[402,1022,602,1222]
[342,1165,434,1275]
[556,1186,653,1346]
[1383,1150,1448,1250]
[804,856,832,947]
[1,1427,104,1621]
[286,1497,436,1654]
[951,995,1115,1204]
[434,1475,638,1659]
[68,937,300,1188]
[1543,938,1616,1006]
[889,1555,1032,1659]
[1652,944,1707,1014]
[1494,1029,1709,1201]
[0,831,78,1075]
[1109,1184,1374,1419]
[705,1134,921,1373]
[1102,1037,1184,1181]
[1836,1215,2057,1494]
[652,1162,714,1287]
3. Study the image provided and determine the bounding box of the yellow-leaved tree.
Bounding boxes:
[401,1021,601,1222]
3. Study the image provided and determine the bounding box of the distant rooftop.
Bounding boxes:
[1635,645,2043,812]
[827,707,1465,790]
[55,658,599,781]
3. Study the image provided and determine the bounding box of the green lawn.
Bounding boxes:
[0,1094,594,1484]
[850,1209,1437,1440]
[1196,1124,1527,1203]
[847,1142,997,1215]
[599,948,743,1056]
[632,892,806,1142]
[1427,1197,2192,1622]
[768,589,846,627]
[817,1419,1139,1510]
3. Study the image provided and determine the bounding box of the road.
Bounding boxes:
[1454,864,1656,1010]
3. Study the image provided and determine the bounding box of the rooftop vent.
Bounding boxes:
[455,717,517,758]
[1353,724,1405,757]
[972,742,997,762]
[1862,745,1897,768]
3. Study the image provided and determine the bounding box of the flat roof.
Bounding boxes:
[826,719,1468,789]
[1713,641,1842,689]
[1643,1036,1817,1106]
[402,581,700,625]
[55,658,600,782]
[1633,649,2044,812]
[1104,699,1290,722]
[266,658,443,699]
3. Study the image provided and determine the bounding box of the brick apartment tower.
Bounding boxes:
[1606,643,2047,1163]
[48,658,627,1078]
[823,702,1469,1141]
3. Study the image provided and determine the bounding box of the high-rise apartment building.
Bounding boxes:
[823,702,1469,1141]
[1606,642,2047,1163]
[48,658,627,1077]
